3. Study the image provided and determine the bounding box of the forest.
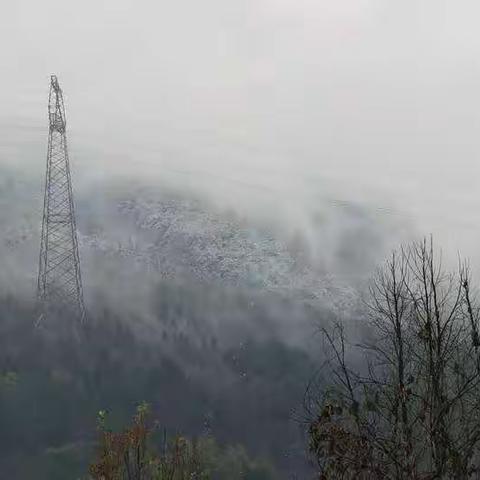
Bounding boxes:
[3,239,480,479]
[0,293,314,479]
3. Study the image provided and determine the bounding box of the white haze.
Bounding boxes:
[1,0,480,276]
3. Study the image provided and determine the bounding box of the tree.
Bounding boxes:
[306,238,480,479]
[89,402,211,480]
[89,403,277,480]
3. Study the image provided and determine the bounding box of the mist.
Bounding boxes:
[4,2,480,478]
[1,0,480,274]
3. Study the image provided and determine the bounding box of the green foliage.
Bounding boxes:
[89,404,277,480]
[0,371,17,389]
[214,444,277,480]
[0,301,298,478]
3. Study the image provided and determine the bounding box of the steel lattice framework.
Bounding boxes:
[37,75,86,324]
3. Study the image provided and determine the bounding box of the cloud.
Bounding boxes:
[1,0,480,272]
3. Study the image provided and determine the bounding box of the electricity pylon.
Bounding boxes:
[37,75,86,325]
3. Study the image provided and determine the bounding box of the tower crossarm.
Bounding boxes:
[48,75,67,133]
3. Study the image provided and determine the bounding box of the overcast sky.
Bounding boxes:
[1,0,480,269]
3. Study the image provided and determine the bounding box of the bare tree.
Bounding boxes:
[306,238,480,479]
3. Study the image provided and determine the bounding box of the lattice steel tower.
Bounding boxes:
[37,75,86,325]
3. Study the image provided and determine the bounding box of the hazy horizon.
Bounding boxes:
[4,4,480,478]
[2,0,480,273]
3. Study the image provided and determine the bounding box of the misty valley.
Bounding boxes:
[4,2,480,479]
[0,162,354,478]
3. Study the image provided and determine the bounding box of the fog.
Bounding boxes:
[4,4,480,477]
[2,0,480,274]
